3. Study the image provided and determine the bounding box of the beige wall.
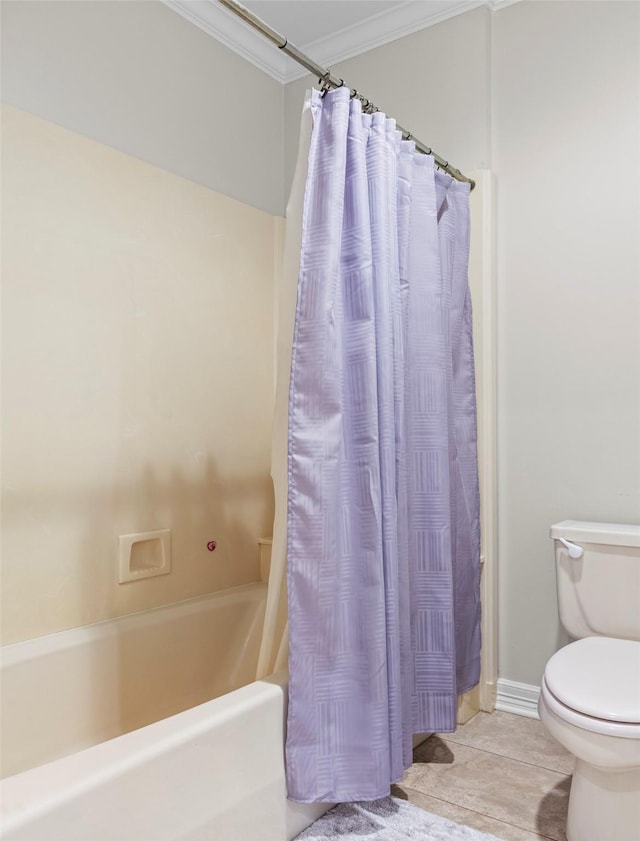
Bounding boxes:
[0,0,284,215]
[1,105,276,644]
[284,1,640,688]
[493,0,640,685]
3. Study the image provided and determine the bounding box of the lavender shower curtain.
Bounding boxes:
[285,87,480,804]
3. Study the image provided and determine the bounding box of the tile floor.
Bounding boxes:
[392,710,574,841]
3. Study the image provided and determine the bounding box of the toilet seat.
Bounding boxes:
[544,637,640,723]
[540,677,640,739]
[542,637,640,739]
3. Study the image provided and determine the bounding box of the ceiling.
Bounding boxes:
[165,0,518,84]
[243,1,404,46]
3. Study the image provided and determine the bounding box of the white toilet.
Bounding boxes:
[538,520,640,841]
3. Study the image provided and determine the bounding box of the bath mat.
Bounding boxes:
[294,796,502,840]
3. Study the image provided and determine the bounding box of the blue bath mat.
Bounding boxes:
[294,796,502,840]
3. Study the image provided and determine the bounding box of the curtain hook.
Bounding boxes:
[319,71,332,97]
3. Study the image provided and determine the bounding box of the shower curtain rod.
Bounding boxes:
[217,0,475,190]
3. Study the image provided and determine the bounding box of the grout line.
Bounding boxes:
[399,783,565,841]
[436,735,574,778]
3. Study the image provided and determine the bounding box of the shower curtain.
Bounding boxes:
[261,85,481,804]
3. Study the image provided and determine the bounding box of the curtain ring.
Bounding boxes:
[319,71,332,97]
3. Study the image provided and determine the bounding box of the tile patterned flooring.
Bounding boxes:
[392,710,574,841]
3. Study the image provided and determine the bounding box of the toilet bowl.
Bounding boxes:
[539,685,640,841]
[540,522,640,841]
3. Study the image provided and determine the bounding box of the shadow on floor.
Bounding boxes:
[412,735,455,765]
[390,784,408,801]
[535,775,571,841]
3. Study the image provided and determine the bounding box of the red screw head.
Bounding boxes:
[207,540,217,552]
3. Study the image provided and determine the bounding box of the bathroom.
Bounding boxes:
[1,1,639,840]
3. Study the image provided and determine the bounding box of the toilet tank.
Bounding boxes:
[551,520,640,641]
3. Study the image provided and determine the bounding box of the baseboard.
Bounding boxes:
[495,679,540,719]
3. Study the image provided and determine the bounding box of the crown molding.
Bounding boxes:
[163,0,290,83]
[164,0,522,86]
[486,0,523,9]
[283,0,485,83]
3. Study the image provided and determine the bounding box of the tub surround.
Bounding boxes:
[1,672,327,841]
[1,583,266,778]
[1,104,277,645]
[0,584,330,840]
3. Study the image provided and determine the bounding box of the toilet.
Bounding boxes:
[538,520,640,841]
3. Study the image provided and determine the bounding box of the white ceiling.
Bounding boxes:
[165,0,518,84]
[243,2,404,46]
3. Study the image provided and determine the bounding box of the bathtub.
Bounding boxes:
[0,582,330,840]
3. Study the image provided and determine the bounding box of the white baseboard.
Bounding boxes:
[495,679,540,719]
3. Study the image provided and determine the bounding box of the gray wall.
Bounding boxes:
[1,0,284,215]
[493,0,640,684]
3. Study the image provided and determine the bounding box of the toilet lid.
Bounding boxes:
[545,637,640,723]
